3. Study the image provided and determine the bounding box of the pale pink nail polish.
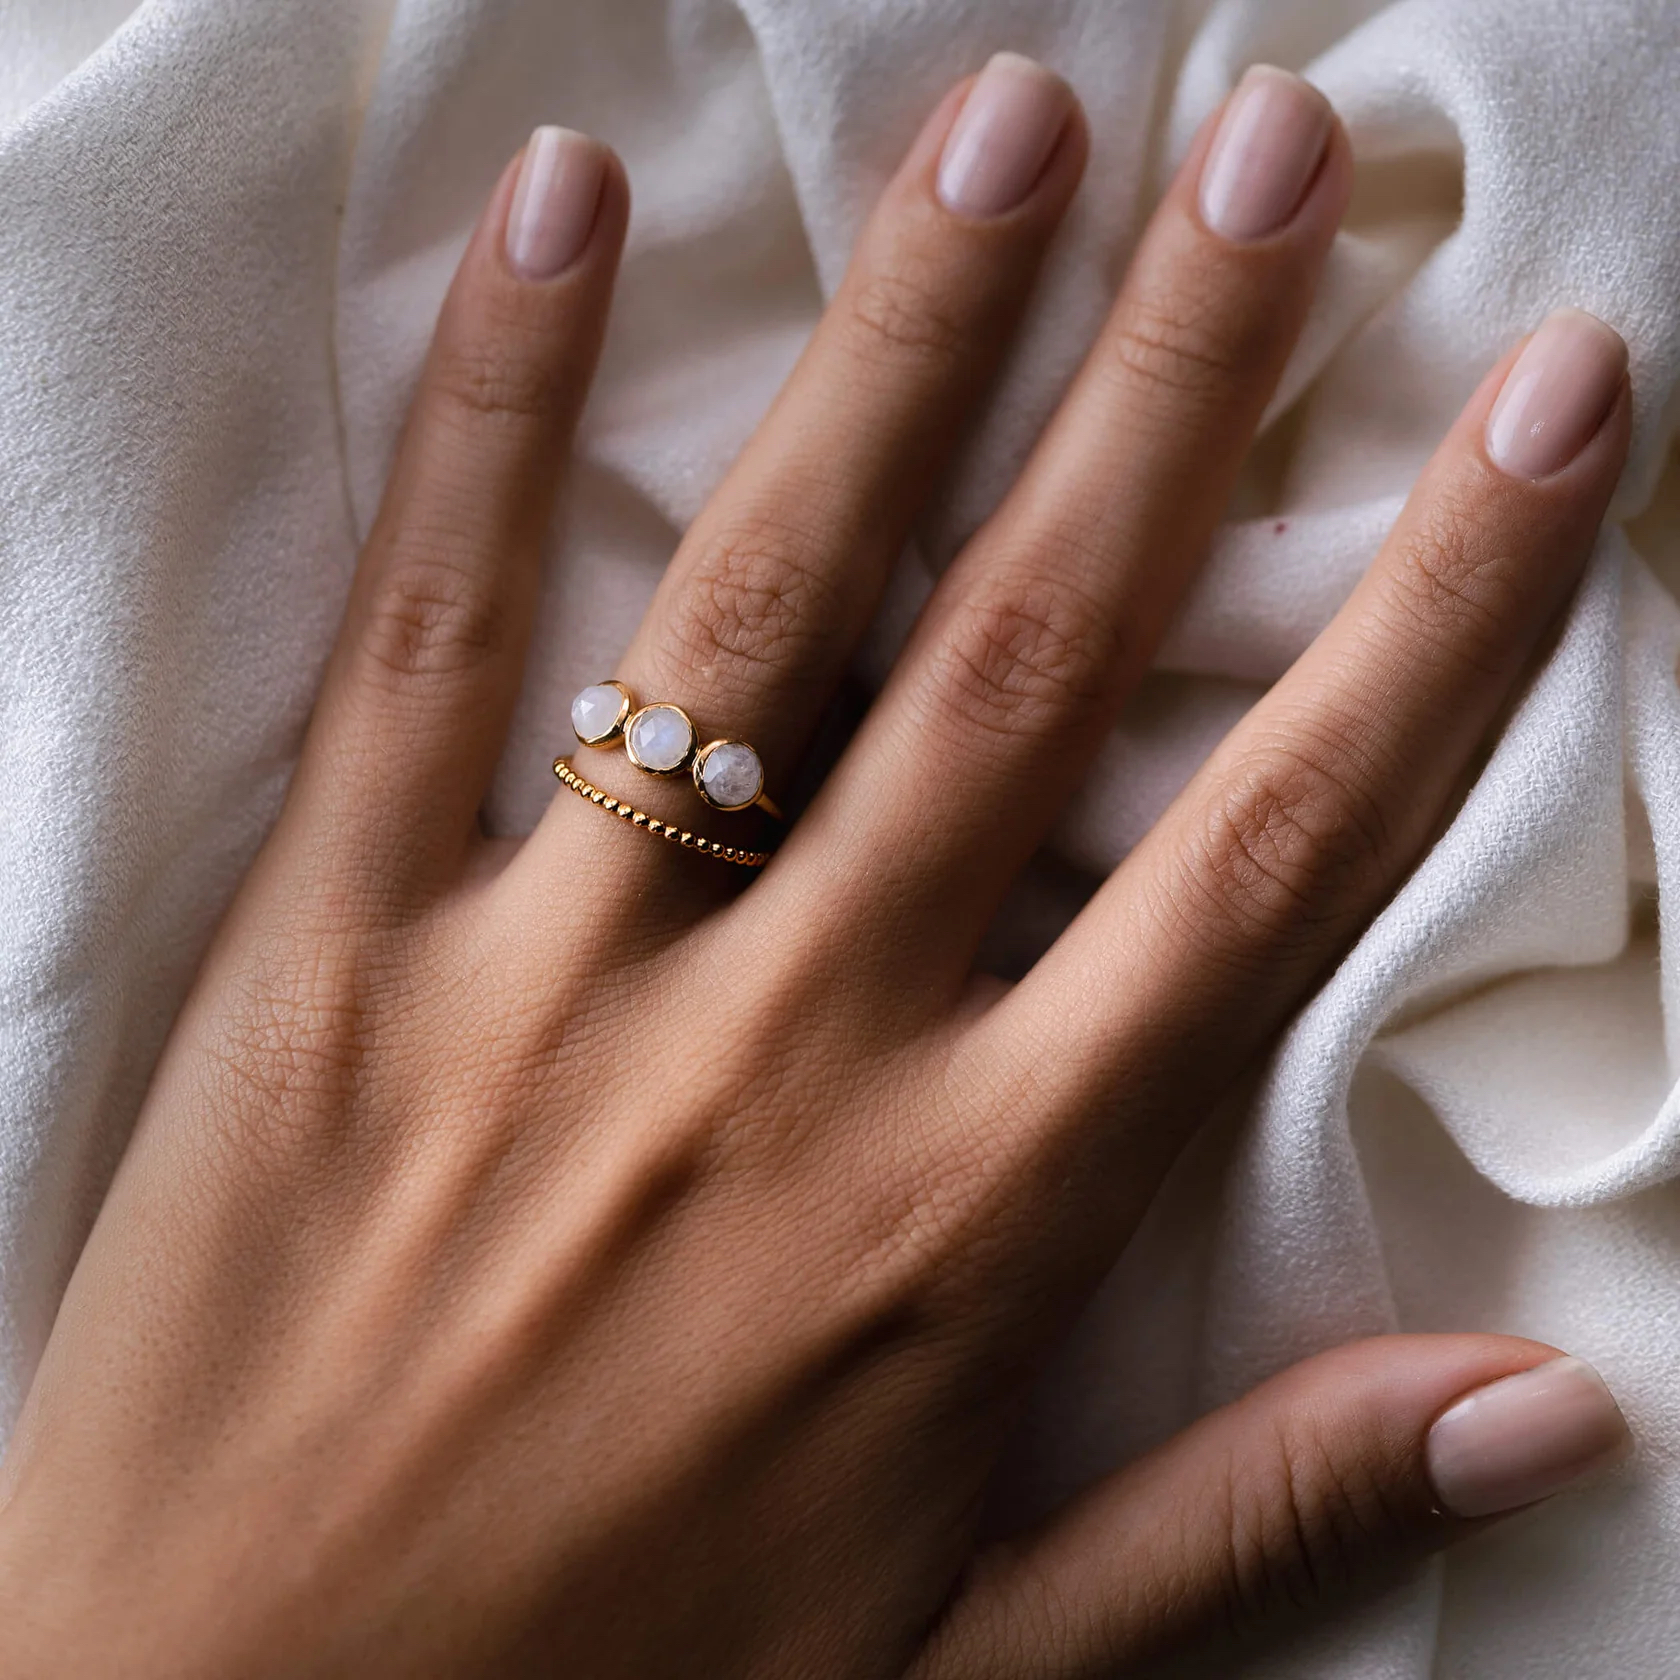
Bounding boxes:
[1426,1356,1631,1519]
[506,126,606,279]
[1485,309,1628,480]
[1198,66,1333,242]
[936,52,1075,218]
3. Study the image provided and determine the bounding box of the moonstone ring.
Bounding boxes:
[569,680,783,818]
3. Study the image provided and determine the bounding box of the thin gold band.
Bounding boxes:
[553,759,772,868]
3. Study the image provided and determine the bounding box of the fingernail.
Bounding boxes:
[1427,1356,1632,1519]
[937,52,1075,218]
[506,126,606,279]
[1198,65,1333,242]
[1485,309,1628,480]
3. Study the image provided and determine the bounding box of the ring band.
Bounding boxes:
[553,759,771,868]
[568,681,783,818]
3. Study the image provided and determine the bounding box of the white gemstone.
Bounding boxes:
[699,741,762,808]
[627,704,694,772]
[571,683,625,743]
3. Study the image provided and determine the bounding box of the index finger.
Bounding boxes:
[291,129,628,896]
[991,308,1630,1172]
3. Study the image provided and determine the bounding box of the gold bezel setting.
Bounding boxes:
[623,702,698,776]
[692,738,766,813]
[570,679,633,747]
[565,679,781,818]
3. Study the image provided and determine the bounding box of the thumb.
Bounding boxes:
[914,1335,1630,1680]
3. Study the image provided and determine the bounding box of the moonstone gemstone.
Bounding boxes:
[571,683,625,743]
[627,704,694,771]
[698,740,763,809]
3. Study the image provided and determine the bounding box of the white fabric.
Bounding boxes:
[3,0,1680,1672]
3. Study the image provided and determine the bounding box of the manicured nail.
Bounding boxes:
[506,126,606,279]
[1485,309,1628,480]
[937,52,1075,218]
[1426,1356,1631,1519]
[1198,66,1333,242]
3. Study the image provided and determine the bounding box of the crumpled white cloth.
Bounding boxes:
[4,0,1680,1672]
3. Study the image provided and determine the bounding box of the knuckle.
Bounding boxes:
[1219,1417,1410,1637]
[1188,739,1392,944]
[1381,490,1519,679]
[1105,287,1248,410]
[198,927,387,1152]
[359,547,507,685]
[196,914,492,1180]
[844,265,970,368]
[926,572,1110,742]
[664,514,836,683]
[427,334,563,428]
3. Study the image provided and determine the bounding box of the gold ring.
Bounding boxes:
[553,759,771,868]
[568,680,783,818]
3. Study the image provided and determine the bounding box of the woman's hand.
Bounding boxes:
[0,57,1633,1678]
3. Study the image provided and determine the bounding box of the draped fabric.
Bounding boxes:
[4,1,1680,1670]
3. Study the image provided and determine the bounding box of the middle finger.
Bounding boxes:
[791,67,1348,959]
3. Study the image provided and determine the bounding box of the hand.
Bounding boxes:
[0,57,1633,1678]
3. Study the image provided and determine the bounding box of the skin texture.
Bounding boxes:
[0,68,1633,1679]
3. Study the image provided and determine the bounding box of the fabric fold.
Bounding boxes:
[6,1,1680,1672]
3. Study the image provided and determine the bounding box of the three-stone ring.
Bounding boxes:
[569,681,784,818]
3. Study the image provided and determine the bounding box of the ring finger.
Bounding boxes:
[521,54,1087,897]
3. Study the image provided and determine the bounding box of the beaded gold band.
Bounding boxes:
[553,758,772,868]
